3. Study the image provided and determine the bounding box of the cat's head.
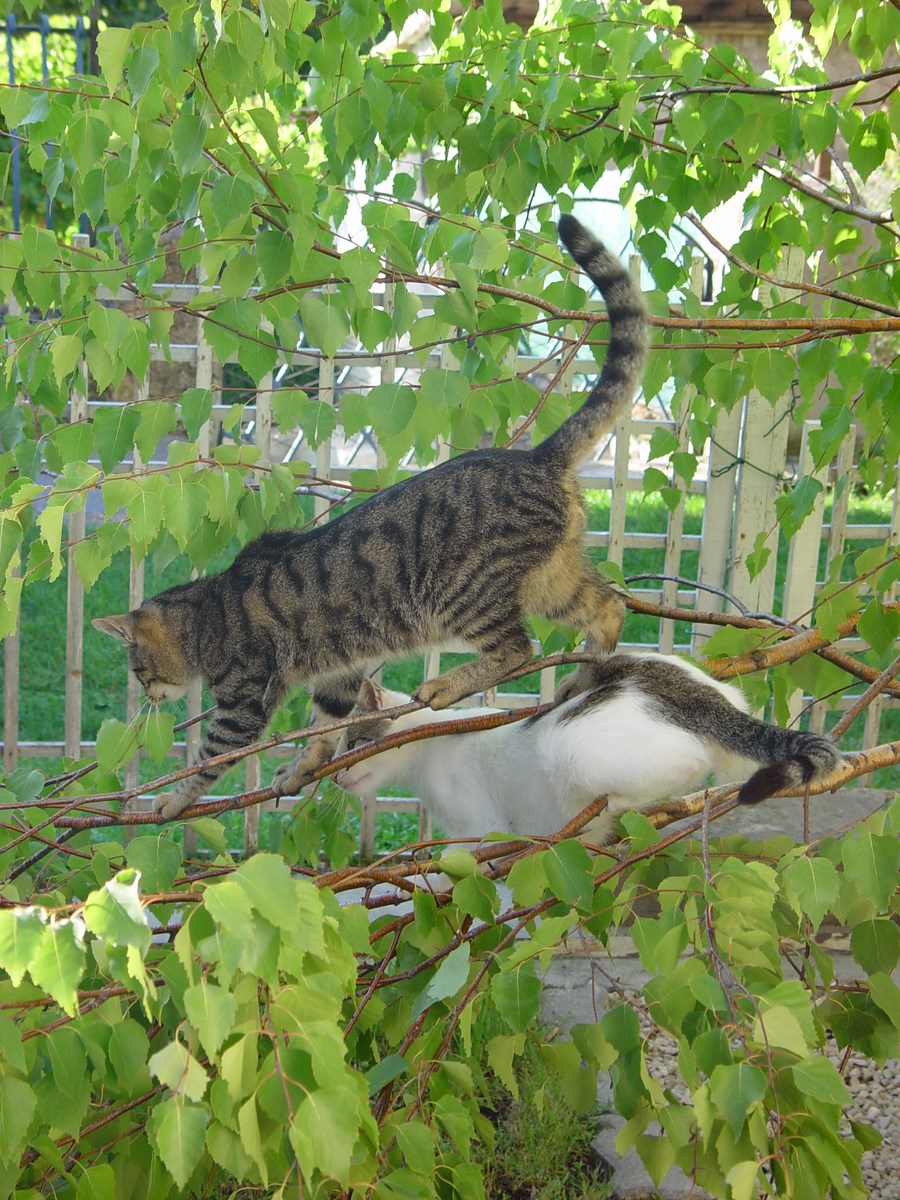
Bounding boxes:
[334,679,419,795]
[92,607,191,705]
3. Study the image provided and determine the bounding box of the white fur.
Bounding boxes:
[335,655,756,843]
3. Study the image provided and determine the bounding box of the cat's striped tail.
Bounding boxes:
[535,214,649,469]
[738,731,842,804]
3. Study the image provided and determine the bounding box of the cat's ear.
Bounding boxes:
[92,613,136,645]
[358,678,383,711]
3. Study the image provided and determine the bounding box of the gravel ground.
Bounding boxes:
[639,1026,898,1200]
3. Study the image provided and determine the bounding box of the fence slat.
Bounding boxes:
[780,421,828,726]
[2,279,21,774]
[727,247,805,617]
[243,344,274,857]
[124,440,146,814]
[183,308,214,860]
[63,232,91,762]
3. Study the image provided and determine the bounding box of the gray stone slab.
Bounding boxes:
[704,786,896,843]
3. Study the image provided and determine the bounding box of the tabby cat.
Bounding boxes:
[94,214,648,820]
[335,654,842,843]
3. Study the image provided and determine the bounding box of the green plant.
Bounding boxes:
[0,0,899,1195]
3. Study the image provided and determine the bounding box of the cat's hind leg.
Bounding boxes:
[272,668,367,797]
[537,564,626,704]
[416,617,533,710]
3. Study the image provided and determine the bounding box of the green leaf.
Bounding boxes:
[298,293,350,358]
[180,388,213,441]
[395,1120,437,1176]
[95,718,139,774]
[0,1010,25,1074]
[109,1019,152,1097]
[36,504,65,582]
[491,959,542,1032]
[96,26,133,90]
[868,972,900,1031]
[27,920,85,1017]
[453,873,498,922]
[46,1026,87,1101]
[125,834,181,893]
[143,709,176,762]
[147,1097,209,1189]
[411,943,470,1019]
[842,830,900,911]
[708,1062,767,1136]
[184,983,238,1059]
[67,111,109,177]
[134,401,178,462]
[0,907,46,986]
[851,918,900,975]
[544,839,594,911]
[341,246,381,303]
[0,1077,36,1167]
[50,334,83,384]
[753,1004,809,1055]
[782,855,839,928]
[848,110,892,180]
[232,851,298,929]
[726,1161,763,1200]
[162,474,209,550]
[365,1054,409,1097]
[188,817,228,856]
[636,1133,675,1189]
[486,1032,525,1100]
[857,597,900,658]
[790,1054,850,1105]
[83,870,152,951]
[149,1040,210,1102]
[171,112,207,172]
[203,881,255,942]
[470,226,508,270]
[289,1086,360,1187]
[775,475,823,539]
[126,43,160,103]
[93,406,140,473]
[208,175,255,232]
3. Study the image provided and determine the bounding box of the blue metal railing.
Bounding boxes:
[4,12,89,233]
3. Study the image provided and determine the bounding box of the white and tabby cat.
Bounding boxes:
[95,215,647,820]
[335,654,842,843]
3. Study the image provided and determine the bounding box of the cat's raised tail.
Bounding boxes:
[738,729,841,804]
[535,214,649,469]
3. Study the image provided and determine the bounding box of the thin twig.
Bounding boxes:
[829,651,900,740]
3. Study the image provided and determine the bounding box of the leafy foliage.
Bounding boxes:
[0,0,899,1195]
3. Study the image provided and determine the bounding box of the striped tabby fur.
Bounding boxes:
[94,215,648,820]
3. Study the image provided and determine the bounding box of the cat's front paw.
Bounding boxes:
[415,675,465,711]
[153,785,196,822]
[272,742,332,797]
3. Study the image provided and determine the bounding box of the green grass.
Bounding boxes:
[470,1008,613,1200]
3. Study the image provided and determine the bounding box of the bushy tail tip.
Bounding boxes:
[738,741,841,805]
[557,213,603,265]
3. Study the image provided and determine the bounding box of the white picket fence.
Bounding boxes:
[2,238,898,856]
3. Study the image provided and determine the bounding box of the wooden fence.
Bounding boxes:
[2,241,898,856]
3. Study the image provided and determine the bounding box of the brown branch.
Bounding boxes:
[707,602,900,682]
[829,651,900,740]
[645,739,900,832]
[625,593,900,699]
[685,213,898,314]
